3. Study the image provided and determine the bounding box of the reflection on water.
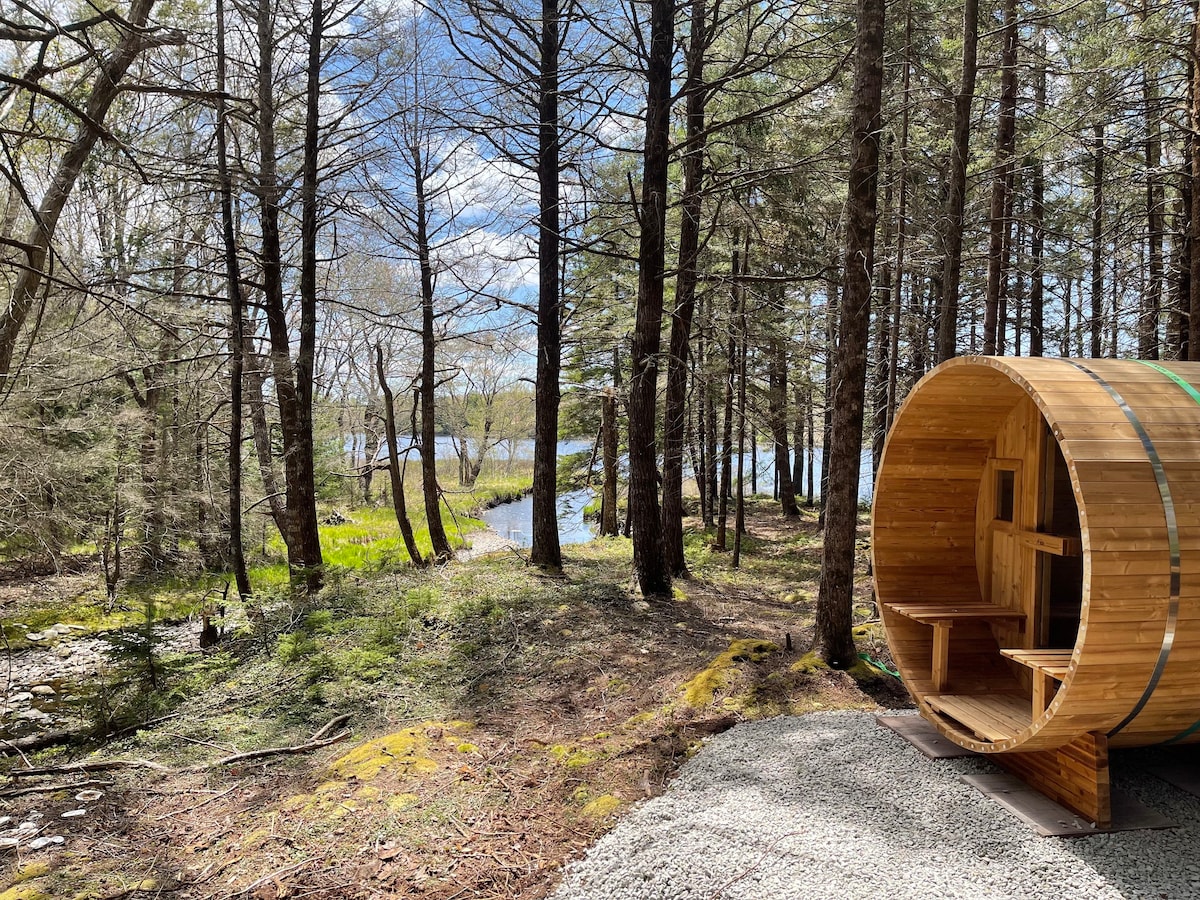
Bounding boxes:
[480,489,596,549]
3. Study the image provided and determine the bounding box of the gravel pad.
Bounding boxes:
[552,711,1200,900]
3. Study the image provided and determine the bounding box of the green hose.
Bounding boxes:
[858,652,901,679]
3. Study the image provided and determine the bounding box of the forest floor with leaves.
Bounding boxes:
[0,501,905,900]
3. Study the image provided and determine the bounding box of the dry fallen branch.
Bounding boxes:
[10,758,174,778]
[206,730,351,768]
[0,777,113,798]
[7,716,353,778]
[309,713,351,742]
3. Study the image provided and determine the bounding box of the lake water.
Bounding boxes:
[477,445,874,549]
[480,488,597,549]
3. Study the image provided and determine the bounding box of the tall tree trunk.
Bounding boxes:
[661,0,708,577]
[600,388,619,536]
[769,336,798,515]
[376,346,425,566]
[983,0,1017,356]
[872,137,893,474]
[933,0,978,364]
[1029,30,1046,358]
[703,303,718,528]
[792,367,804,499]
[887,7,911,431]
[257,0,323,593]
[716,231,739,551]
[1171,137,1191,359]
[628,0,675,596]
[286,0,326,595]
[819,265,837,526]
[412,146,453,563]
[732,265,748,569]
[531,0,564,570]
[242,335,287,531]
[1091,123,1105,359]
[806,378,816,507]
[695,333,710,524]
[815,0,885,668]
[362,406,383,503]
[1142,14,1163,360]
[1190,2,1200,358]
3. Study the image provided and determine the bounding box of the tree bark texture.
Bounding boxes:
[600,388,619,536]
[1029,31,1046,358]
[1141,21,1163,360]
[815,0,885,668]
[933,0,978,364]
[1190,2,1200,358]
[376,346,425,567]
[768,336,798,516]
[661,0,708,577]
[256,0,323,593]
[1092,123,1105,359]
[983,0,1017,356]
[628,0,675,597]
[413,145,454,563]
[530,0,563,570]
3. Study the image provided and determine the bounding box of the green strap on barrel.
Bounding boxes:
[1139,361,1200,407]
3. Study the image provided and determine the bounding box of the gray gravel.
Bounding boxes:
[553,710,1200,900]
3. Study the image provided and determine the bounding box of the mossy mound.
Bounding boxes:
[789,651,829,675]
[0,888,49,900]
[680,638,779,708]
[328,720,469,782]
[580,794,622,819]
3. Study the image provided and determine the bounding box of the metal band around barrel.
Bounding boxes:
[1137,361,1200,745]
[1068,362,1180,738]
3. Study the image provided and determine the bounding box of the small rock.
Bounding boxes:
[17,821,38,833]
[28,835,64,850]
[0,837,18,850]
[9,692,32,703]
[30,685,56,696]
[25,632,44,641]
[50,624,73,635]
[54,645,72,659]
[60,809,86,819]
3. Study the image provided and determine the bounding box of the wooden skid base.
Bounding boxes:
[962,773,1174,837]
[993,732,1111,828]
[875,714,977,759]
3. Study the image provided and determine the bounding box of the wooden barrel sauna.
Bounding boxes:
[873,356,1200,824]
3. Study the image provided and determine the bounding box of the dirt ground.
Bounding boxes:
[0,504,907,899]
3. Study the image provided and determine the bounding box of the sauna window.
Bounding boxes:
[995,469,1015,522]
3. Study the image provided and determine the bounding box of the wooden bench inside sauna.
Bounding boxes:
[873,356,1200,828]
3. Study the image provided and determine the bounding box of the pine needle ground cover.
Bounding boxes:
[0,503,902,899]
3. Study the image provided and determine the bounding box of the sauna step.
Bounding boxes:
[926,693,1032,742]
